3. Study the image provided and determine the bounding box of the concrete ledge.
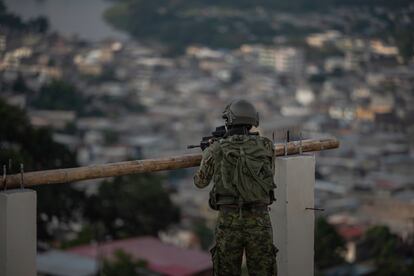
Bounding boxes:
[0,189,37,276]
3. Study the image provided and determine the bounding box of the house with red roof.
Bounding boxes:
[66,236,212,276]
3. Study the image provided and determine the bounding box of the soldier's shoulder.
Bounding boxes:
[209,140,222,152]
[258,136,274,150]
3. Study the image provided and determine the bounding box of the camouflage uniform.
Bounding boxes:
[194,135,278,276]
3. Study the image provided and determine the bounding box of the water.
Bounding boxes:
[3,0,128,41]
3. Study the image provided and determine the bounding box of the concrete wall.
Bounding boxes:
[0,156,316,276]
[0,189,37,276]
[270,155,315,276]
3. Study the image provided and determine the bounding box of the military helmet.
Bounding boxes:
[222,99,259,127]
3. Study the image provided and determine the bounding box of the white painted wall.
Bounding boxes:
[270,155,315,276]
[0,189,37,276]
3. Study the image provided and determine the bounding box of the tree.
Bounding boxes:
[314,217,346,270]
[0,99,78,171]
[104,0,412,53]
[0,99,86,242]
[358,225,413,276]
[28,16,49,33]
[84,174,180,239]
[12,74,29,93]
[103,250,147,276]
[0,0,25,30]
[193,221,214,250]
[32,80,88,114]
[0,1,5,13]
[394,28,414,63]
[359,226,400,260]
[0,1,49,32]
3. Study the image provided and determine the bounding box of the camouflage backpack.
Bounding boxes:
[217,135,276,205]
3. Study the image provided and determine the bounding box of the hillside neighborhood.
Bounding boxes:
[1,1,414,275]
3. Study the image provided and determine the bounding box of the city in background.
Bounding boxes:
[0,0,413,275]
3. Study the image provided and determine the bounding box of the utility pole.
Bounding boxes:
[2,138,339,189]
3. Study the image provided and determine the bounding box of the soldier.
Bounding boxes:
[194,99,278,276]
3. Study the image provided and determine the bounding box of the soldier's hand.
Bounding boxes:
[201,141,209,151]
[201,139,214,151]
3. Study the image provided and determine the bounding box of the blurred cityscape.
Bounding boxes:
[1,0,414,275]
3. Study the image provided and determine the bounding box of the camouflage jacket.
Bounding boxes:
[194,134,276,206]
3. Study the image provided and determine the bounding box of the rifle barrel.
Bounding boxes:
[187,145,201,149]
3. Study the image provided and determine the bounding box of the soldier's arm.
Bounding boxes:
[263,136,276,176]
[264,137,277,189]
[271,142,275,176]
[193,145,215,189]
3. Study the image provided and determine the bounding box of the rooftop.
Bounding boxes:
[67,236,212,276]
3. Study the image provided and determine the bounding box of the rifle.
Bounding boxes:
[187,125,227,150]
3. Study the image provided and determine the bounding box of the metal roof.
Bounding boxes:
[67,236,212,276]
[37,250,97,276]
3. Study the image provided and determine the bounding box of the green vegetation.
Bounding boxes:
[371,8,414,63]
[12,74,29,93]
[314,220,414,275]
[193,220,214,250]
[104,0,412,53]
[0,99,85,241]
[83,174,180,239]
[103,250,148,276]
[30,79,145,117]
[358,225,414,276]
[32,80,88,114]
[107,0,412,12]
[64,173,181,248]
[104,0,278,54]
[103,130,120,145]
[60,224,96,249]
[394,28,414,63]
[314,217,346,270]
[0,99,77,172]
[0,99,180,245]
[0,0,49,33]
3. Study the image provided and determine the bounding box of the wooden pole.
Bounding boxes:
[2,138,339,189]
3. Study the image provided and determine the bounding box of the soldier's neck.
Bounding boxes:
[226,127,253,136]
